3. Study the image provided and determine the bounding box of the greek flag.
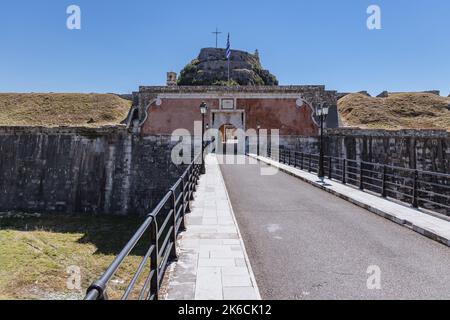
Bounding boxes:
[226,33,231,59]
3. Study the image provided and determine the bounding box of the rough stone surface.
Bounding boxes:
[177,48,278,86]
[0,126,186,215]
[277,129,450,173]
[326,128,450,173]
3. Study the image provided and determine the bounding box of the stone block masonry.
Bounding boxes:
[277,129,450,174]
[0,126,186,216]
[326,129,450,173]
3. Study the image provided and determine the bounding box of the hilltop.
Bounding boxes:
[0,93,131,127]
[177,48,278,86]
[338,93,450,131]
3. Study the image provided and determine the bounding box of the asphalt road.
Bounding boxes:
[220,159,450,300]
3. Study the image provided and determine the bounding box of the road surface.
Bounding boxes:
[220,159,450,300]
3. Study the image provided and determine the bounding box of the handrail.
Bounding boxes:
[85,152,204,300]
[267,146,450,216]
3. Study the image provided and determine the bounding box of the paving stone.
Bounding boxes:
[210,250,245,259]
[198,258,236,267]
[222,275,252,287]
[221,267,251,275]
[223,287,259,300]
[235,258,247,267]
[195,267,222,300]
[166,283,196,300]
[202,218,218,225]
[186,216,203,225]
[164,155,260,301]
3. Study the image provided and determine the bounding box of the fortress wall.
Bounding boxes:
[278,129,450,173]
[0,127,185,216]
[326,129,450,173]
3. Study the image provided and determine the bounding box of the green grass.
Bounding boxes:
[0,213,149,300]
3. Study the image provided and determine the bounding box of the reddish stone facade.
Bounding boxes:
[129,86,339,136]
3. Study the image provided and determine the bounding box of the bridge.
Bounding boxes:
[85,147,450,300]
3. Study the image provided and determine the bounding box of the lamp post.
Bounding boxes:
[257,125,261,156]
[317,104,329,183]
[206,124,210,153]
[200,102,208,174]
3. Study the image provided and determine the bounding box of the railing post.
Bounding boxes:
[169,189,178,261]
[189,166,194,200]
[180,175,187,230]
[288,151,292,166]
[294,152,298,168]
[301,153,304,170]
[150,220,159,300]
[192,166,198,193]
[195,164,200,186]
[308,154,312,173]
[359,161,364,190]
[382,165,387,198]
[342,159,346,184]
[328,157,332,179]
[413,170,419,208]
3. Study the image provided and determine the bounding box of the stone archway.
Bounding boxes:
[211,110,245,131]
[211,111,245,155]
[219,124,238,143]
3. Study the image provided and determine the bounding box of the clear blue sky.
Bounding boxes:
[1,0,449,96]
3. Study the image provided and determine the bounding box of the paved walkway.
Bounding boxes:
[220,157,450,300]
[163,154,260,300]
[249,154,450,248]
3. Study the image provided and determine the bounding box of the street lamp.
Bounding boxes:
[257,125,261,156]
[200,102,208,174]
[206,124,210,153]
[317,104,329,183]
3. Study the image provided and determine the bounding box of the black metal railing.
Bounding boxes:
[85,153,203,300]
[268,147,450,215]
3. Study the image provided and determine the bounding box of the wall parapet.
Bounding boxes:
[327,128,450,138]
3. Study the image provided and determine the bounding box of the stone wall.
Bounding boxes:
[276,129,450,174]
[0,127,186,216]
[326,129,450,173]
[278,136,320,154]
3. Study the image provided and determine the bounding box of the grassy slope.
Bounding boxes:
[338,93,450,131]
[0,214,148,300]
[0,93,132,127]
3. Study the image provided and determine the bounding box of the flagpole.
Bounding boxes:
[226,33,231,84]
[228,57,230,84]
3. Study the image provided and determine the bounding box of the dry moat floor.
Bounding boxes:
[0,212,148,300]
